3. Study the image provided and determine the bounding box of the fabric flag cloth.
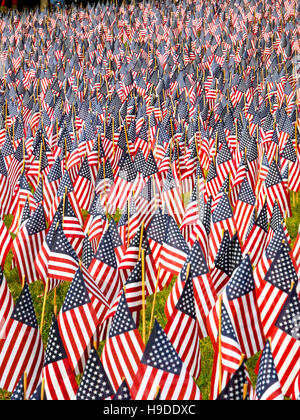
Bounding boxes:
[159,215,190,276]
[0,283,44,398]
[233,178,256,245]
[76,347,115,400]
[210,255,265,359]
[42,315,78,400]
[88,229,120,306]
[242,200,269,266]
[164,274,201,380]
[112,378,132,400]
[0,218,12,269]
[209,192,236,269]
[12,204,47,284]
[255,246,298,339]
[57,269,99,376]
[10,373,26,400]
[251,339,284,400]
[48,221,79,283]
[101,290,145,392]
[209,299,244,400]
[216,361,251,400]
[269,285,300,398]
[130,319,201,400]
[0,266,14,350]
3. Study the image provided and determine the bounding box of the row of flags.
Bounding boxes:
[0,0,299,400]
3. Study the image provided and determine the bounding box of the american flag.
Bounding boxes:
[57,268,99,375]
[113,378,132,400]
[0,267,14,349]
[216,360,250,400]
[0,218,13,269]
[159,215,189,276]
[164,274,202,380]
[130,319,201,400]
[265,160,291,219]
[12,204,47,284]
[242,200,269,266]
[234,178,256,245]
[48,221,79,283]
[76,347,114,400]
[256,245,297,339]
[252,339,283,400]
[88,230,120,306]
[42,315,78,400]
[73,156,95,211]
[161,167,185,227]
[209,300,244,400]
[222,255,265,359]
[0,283,44,398]
[269,285,300,397]
[209,192,236,268]
[107,152,138,213]
[101,290,145,391]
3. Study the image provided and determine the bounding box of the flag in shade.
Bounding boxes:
[112,378,132,400]
[269,285,300,397]
[0,283,44,398]
[252,339,283,400]
[216,361,250,400]
[130,319,201,400]
[29,381,48,400]
[10,373,26,400]
[12,204,47,284]
[101,290,145,391]
[42,315,78,400]
[76,347,114,400]
[164,273,201,380]
[57,269,99,376]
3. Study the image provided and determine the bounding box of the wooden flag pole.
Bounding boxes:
[148,267,161,339]
[40,378,45,401]
[53,287,57,317]
[141,248,146,344]
[40,278,49,335]
[23,372,27,400]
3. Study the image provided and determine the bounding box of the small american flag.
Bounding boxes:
[130,319,201,400]
[0,283,44,397]
[164,273,202,380]
[42,315,78,400]
[222,255,265,359]
[269,285,300,397]
[252,339,283,400]
[57,269,99,376]
[101,290,145,391]
[12,204,47,284]
[76,347,114,400]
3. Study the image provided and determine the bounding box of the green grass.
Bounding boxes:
[0,192,299,400]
